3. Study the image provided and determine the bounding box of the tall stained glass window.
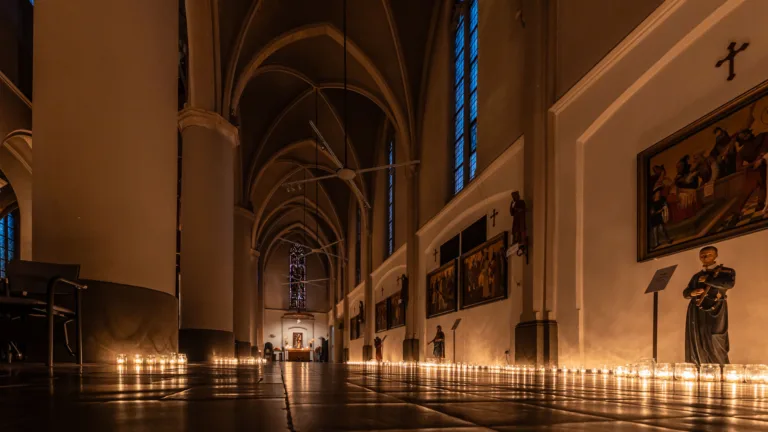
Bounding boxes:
[385,139,395,257]
[355,207,362,285]
[0,210,17,279]
[453,0,478,194]
[289,245,306,311]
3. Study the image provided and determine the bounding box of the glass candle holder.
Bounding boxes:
[158,355,169,365]
[145,355,156,365]
[177,353,187,365]
[116,354,127,365]
[699,364,721,382]
[169,353,178,365]
[674,363,697,381]
[132,354,144,365]
[723,364,745,383]
[626,364,639,378]
[745,364,768,384]
[637,359,655,379]
[655,363,673,380]
[614,365,628,377]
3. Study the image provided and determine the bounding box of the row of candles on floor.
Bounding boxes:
[116,353,187,366]
[212,356,267,365]
[114,353,267,367]
[346,360,768,383]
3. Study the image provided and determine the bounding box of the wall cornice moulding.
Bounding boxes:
[235,206,255,220]
[178,107,239,147]
[417,135,524,239]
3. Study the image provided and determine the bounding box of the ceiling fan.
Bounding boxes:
[280,0,419,209]
[281,123,420,209]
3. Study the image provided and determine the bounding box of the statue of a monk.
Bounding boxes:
[683,246,736,366]
[510,191,527,246]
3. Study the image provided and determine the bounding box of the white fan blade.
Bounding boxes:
[349,180,371,209]
[283,173,339,187]
[355,160,421,174]
[309,121,344,169]
[318,239,343,250]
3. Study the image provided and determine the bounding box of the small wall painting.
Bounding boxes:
[460,233,507,309]
[426,259,458,318]
[638,81,768,260]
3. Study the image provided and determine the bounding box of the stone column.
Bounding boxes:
[342,262,350,362]
[403,167,421,361]
[33,0,178,362]
[178,108,237,361]
[250,249,261,356]
[362,209,374,361]
[516,0,557,366]
[234,207,255,357]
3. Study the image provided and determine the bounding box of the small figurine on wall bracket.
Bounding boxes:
[683,246,736,366]
[509,191,528,263]
[427,325,446,362]
[359,300,365,323]
[398,274,409,311]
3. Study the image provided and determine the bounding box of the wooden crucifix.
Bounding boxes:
[489,208,499,227]
[716,42,749,81]
[432,249,438,263]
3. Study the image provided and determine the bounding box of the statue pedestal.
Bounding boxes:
[402,338,420,362]
[514,320,557,366]
[362,345,373,361]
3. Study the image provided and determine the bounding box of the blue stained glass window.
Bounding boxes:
[453,0,478,194]
[0,212,15,279]
[288,245,307,311]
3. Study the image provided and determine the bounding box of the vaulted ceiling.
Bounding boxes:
[218,0,440,259]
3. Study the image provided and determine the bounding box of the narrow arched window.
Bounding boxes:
[289,245,306,311]
[0,209,18,278]
[453,0,478,194]
[355,207,362,285]
[385,139,395,257]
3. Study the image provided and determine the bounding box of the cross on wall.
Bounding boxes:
[715,41,749,81]
[489,208,499,227]
[432,249,438,263]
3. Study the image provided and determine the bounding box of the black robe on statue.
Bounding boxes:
[683,266,736,366]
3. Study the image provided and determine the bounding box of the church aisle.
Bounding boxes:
[2,362,768,431]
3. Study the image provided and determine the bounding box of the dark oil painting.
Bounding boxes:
[387,291,406,329]
[426,260,458,318]
[375,300,388,333]
[460,233,507,309]
[638,81,768,261]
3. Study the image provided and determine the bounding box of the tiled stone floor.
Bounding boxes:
[2,362,768,431]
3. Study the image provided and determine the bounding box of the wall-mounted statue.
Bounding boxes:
[509,191,528,262]
[399,274,409,310]
[359,300,365,323]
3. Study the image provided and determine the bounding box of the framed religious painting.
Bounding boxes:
[460,233,507,309]
[375,300,388,333]
[638,80,768,261]
[426,259,458,318]
[387,291,406,329]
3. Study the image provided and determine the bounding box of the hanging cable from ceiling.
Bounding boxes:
[343,0,348,168]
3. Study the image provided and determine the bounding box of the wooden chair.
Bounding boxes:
[0,260,86,366]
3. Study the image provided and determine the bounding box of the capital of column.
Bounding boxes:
[178,107,239,147]
[250,249,260,258]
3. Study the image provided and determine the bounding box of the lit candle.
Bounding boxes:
[116,354,127,365]
[132,354,144,365]
[177,353,187,365]
[674,363,698,381]
[699,364,721,382]
[723,365,745,383]
[655,363,673,380]
[745,364,768,384]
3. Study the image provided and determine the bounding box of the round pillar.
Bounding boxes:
[32,0,179,362]
[178,108,236,361]
[234,207,255,357]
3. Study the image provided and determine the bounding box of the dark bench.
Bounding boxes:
[0,260,86,366]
